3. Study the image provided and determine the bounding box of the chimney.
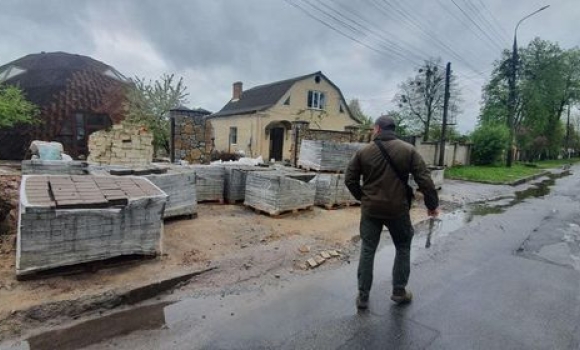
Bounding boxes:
[232,81,243,100]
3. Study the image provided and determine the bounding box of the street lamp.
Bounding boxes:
[506,5,550,167]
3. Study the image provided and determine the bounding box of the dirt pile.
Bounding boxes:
[0,175,20,238]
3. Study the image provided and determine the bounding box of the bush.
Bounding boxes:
[471,124,509,165]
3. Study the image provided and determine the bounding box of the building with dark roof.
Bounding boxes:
[210,71,360,161]
[0,51,130,159]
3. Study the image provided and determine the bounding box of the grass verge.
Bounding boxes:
[446,158,578,184]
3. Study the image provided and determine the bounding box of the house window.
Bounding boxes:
[339,103,345,113]
[283,96,291,105]
[307,90,326,110]
[229,127,238,144]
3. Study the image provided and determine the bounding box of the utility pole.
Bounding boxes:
[507,5,550,167]
[566,103,571,159]
[506,37,517,167]
[438,62,451,167]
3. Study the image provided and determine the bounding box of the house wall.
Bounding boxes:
[210,75,359,161]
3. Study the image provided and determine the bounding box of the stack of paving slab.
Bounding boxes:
[409,166,445,190]
[298,140,367,172]
[223,165,272,204]
[21,160,88,175]
[144,169,196,219]
[314,173,359,208]
[191,164,225,203]
[17,175,167,277]
[88,165,197,219]
[244,171,316,215]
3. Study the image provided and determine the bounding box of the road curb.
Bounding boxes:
[507,170,551,186]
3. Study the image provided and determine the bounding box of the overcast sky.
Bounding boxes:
[1,0,578,133]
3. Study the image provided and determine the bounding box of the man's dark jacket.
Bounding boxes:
[345,130,439,219]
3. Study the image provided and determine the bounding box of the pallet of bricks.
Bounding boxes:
[297,140,367,173]
[223,165,273,204]
[244,171,316,216]
[314,173,359,209]
[144,168,197,219]
[191,164,225,203]
[89,165,197,220]
[17,175,167,278]
[298,140,366,209]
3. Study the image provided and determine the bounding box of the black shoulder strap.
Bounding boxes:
[374,139,409,185]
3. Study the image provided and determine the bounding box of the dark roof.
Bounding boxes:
[211,71,359,120]
[0,52,129,160]
[0,51,128,108]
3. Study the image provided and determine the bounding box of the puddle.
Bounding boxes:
[415,171,571,248]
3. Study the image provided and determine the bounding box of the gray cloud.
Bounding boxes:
[1,0,578,133]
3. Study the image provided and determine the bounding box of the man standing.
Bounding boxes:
[345,115,439,309]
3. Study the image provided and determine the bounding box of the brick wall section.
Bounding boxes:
[87,124,153,165]
[174,116,214,164]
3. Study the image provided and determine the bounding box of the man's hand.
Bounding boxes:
[427,208,440,217]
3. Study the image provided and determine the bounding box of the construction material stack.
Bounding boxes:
[298,140,365,208]
[17,175,167,277]
[191,165,225,203]
[244,172,316,216]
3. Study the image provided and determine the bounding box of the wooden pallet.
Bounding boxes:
[164,212,198,222]
[297,165,343,174]
[197,198,225,205]
[321,201,360,210]
[245,204,314,218]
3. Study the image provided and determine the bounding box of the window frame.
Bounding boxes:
[229,126,238,145]
[307,90,326,110]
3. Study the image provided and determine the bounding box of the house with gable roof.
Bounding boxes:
[209,71,361,162]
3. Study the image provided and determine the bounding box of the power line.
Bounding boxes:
[462,0,511,46]
[449,0,505,52]
[475,0,511,41]
[373,0,494,79]
[309,0,430,63]
[283,0,421,65]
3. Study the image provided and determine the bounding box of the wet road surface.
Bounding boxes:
[3,167,580,350]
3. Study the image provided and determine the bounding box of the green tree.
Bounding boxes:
[0,84,38,128]
[471,124,509,165]
[481,39,580,159]
[125,74,189,156]
[394,58,461,141]
[348,98,374,126]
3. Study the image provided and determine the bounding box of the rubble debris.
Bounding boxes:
[314,255,326,265]
[307,258,318,268]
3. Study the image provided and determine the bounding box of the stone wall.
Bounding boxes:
[87,124,154,166]
[173,115,214,164]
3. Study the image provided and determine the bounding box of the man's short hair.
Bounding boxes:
[375,115,396,131]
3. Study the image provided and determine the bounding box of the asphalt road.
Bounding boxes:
[8,166,580,350]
